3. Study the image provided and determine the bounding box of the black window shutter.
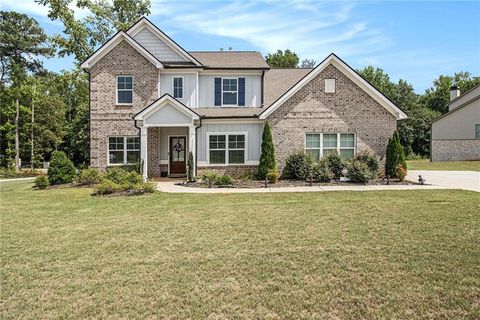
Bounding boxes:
[214,78,221,106]
[238,78,245,106]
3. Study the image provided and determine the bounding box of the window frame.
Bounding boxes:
[325,78,336,93]
[207,132,248,165]
[221,77,238,107]
[476,124,480,139]
[304,132,356,160]
[108,136,140,165]
[116,75,134,105]
[172,76,184,99]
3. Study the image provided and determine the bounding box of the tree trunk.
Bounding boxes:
[15,98,20,173]
[31,84,35,170]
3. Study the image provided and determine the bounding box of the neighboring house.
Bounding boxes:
[81,17,407,179]
[430,85,480,162]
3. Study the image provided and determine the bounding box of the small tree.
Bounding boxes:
[385,131,407,178]
[257,122,276,179]
[47,151,76,185]
[187,151,194,182]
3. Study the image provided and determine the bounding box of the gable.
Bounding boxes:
[132,27,187,62]
[144,103,193,125]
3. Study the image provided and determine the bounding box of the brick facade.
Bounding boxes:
[431,139,480,161]
[197,166,258,178]
[266,64,398,169]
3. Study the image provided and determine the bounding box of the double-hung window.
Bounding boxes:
[222,78,238,105]
[108,136,139,165]
[173,76,183,99]
[305,133,355,160]
[208,134,246,164]
[116,76,133,105]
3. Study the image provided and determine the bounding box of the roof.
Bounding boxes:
[189,51,269,69]
[432,84,480,123]
[263,68,313,107]
[259,53,408,120]
[196,107,263,118]
[134,94,200,121]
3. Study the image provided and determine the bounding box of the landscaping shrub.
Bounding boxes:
[104,167,129,184]
[128,182,157,195]
[354,151,379,175]
[34,175,49,189]
[386,131,407,178]
[347,160,375,184]
[214,174,233,186]
[94,179,123,195]
[266,169,280,184]
[312,159,332,182]
[187,152,194,182]
[283,151,314,180]
[258,122,276,179]
[76,168,102,186]
[47,151,76,185]
[201,171,218,183]
[395,164,407,181]
[238,171,255,181]
[324,152,345,180]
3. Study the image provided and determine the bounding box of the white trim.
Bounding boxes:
[126,18,203,67]
[200,70,263,76]
[167,135,187,175]
[107,135,140,166]
[221,77,239,107]
[116,75,134,105]
[157,71,161,98]
[161,69,202,74]
[206,131,248,165]
[172,76,184,99]
[195,71,199,109]
[134,94,199,123]
[259,54,407,120]
[197,161,259,167]
[304,132,356,159]
[80,32,163,69]
[202,119,264,125]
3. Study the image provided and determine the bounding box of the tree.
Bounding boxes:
[301,59,316,68]
[385,131,406,178]
[47,150,76,185]
[257,122,276,179]
[37,0,151,64]
[265,49,299,68]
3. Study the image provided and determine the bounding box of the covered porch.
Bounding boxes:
[134,94,200,180]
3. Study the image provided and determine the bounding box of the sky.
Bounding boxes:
[2,0,480,93]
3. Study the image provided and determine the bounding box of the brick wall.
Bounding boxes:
[266,64,398,169]
[432,139,480,161]
[197,166,258,178]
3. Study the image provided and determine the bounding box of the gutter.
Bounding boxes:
[194,117,203,178]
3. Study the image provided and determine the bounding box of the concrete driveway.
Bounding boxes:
[407,170,480,192]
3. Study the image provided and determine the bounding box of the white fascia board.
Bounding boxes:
[134,95,200,121]
[127,18,203,67]
[81,32,163,69]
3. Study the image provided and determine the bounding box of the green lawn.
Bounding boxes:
[1,181,479,319]
[408,159,480,171]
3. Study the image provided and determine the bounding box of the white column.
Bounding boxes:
[140,126,148,181]
[188,125,196,177]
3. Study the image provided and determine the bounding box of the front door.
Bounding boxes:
[169,136,186,175]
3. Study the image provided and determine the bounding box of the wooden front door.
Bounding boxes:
[169,136,186,175]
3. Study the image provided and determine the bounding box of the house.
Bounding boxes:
[81,17,407,180]
[430,85,480,162]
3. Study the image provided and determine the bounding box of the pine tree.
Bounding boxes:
[385,131,407,178]
[257,122,276,179]
[394,131,407,170]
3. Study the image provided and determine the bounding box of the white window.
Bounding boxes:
[208,133,246,164]
[173,76,183,99]
[116,76,133,105]
[222,78,238,105]
[325,78,336,93]
[305,133,355,160]
[108,136,140,165]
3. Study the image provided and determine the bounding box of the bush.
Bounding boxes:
[258,122,276,179]
[201,171,218,183]
[76,168,102,186]
[312,159,332,182]
[187,152,194,182]
[104,167,130,184]
[283,151,314,180]
[47,151,76,185]
[354,151,379,176]
[94,179,122,195]
[385,131,407,178]
[324,152,345,180]
[34,175,49,189]
[214,174,233,186]
[347,160,375,183]
[128,182,156,195]
[266,169,280,184]
[395,164,407,181]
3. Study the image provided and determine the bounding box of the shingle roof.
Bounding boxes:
[263,68,313,107]
[188,51,269,69]
[196,107,263,118]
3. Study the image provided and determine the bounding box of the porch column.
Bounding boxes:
[140,126,148,181]
[188,125,196,178]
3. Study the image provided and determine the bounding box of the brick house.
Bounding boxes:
[81,17,407,180]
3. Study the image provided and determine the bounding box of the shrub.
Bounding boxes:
[354,151,379,176]
[187,152,194,182]
[385,131,407,178]
[201,171,218,183]
[347,160,375,184]
[238,171,255,181]
[94,179,122,195]
[395,164,407,181]
[283,151,314,180]
[124,171,143,187]
[76,168,102,186]
[214,174,233,186]
[312,159,332,182]
[104,167,129,184]
[47,151,76,185]
[266,169,280,184]
[129,182,156,195]
[324,152,345,180]
[34,175,49,189]
[258,122,276,179]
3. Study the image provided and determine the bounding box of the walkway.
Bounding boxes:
[406,170,479,192]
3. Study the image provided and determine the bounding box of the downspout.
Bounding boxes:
[429,122,433,162]
[133,119,142,174]
[261,70,265,107]
[85,70,91,167]
[194,117,203,178]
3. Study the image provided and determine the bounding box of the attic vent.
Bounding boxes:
[325,79,336,93]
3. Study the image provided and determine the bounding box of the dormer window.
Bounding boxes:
[116,76,133,105]
[222,78,238,105]
[173,76,183,99]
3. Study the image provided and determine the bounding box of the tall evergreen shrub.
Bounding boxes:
[47,151,76,185]
[385,131,407,178]
[257,122,276,179]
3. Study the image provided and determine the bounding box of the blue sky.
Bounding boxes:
[2,0,479,92]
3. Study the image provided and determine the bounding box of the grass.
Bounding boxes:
[407,159,480,171]
[1,181,479,319]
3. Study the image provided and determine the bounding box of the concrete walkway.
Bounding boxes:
[406,170,479,192]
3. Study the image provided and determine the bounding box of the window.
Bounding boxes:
[108,136,139,165]
[476,124,480,139]
[208,134,246,164]
[116,76,133,104]
[222,78,238,105]
[325,78,336,93]
[173,77,183,99]
[304,133,355,160]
